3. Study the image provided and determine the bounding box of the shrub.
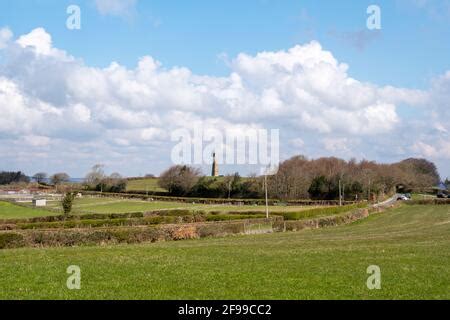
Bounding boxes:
[407,199,450,205]
[206,214,266,222]
[274,204,366,221]
[284,220,317,232]
[0,233,24,249]
[169,225,199,240]
[62,193,76,216]
[14,216,181,230]
[197,222,246,238]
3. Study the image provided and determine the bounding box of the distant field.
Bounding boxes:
[0,201,58,220]
[0,204,448,299]
[47,197,315,214]
[125,176,249,193]
[126,178,167,193]
[1,197,315,219]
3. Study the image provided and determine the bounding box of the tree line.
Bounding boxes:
[82,164,127,192]
[0,165,127,193]
[1,156,444,201]
[158,156,442,200]
[0,171,71,186]
[158,165,262,199]
[268,156,440,200]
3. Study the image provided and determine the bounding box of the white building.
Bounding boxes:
[33,199,47,207]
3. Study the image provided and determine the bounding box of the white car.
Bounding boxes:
[397,194,410,201]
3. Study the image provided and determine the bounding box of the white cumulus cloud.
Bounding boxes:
[0,27,449,177]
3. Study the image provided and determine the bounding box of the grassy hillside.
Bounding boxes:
[125,176,250,193]
[126,178,167,193]
[0,204,448,299]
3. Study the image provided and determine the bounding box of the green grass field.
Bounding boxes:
[0,198,316,219]
[125,177,250,193]
[0,201,59,219]
[0,204,448,299]
[42,197,317,215]
[126,178,167,192]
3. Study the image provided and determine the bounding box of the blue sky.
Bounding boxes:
[2,0,449,86]
[0,0,450,178]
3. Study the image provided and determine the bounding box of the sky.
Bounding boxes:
[0,0,449,178]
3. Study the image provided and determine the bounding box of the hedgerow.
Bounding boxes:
[206,214,267,222]
[0,233,24,249]
[406,199,450,205]
[273,203,366,221]
[81,191,356,207]
[0,212,144,225]
[0,206,372,249]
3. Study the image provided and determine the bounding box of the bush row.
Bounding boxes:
[81,191,357,206]
[0,207,372,249]
[406,199,450,205]
[0,211,274,230]
[1,202,362,227]
[205,214,269,222]
[273,208,370,232]
[0,219,275,249]
[0,209,229,225]
[272,203,366,221]
[0,212,144,225]
[1,216,173,231]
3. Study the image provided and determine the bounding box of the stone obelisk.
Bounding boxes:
[211,153,219,177]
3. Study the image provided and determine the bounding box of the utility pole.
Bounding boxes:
[342,182,345,203]
[339,179,342,206]
[264,174,269,219]
[228,180,231,200]
[368,178,371,203]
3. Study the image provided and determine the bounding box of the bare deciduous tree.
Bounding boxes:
[267,156,440,200]
[50,173,70,186]
[158,165,201,196]
[33,172,48,184]
[84,164,106,188]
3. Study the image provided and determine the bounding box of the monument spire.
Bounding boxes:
[211,152,219,177]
